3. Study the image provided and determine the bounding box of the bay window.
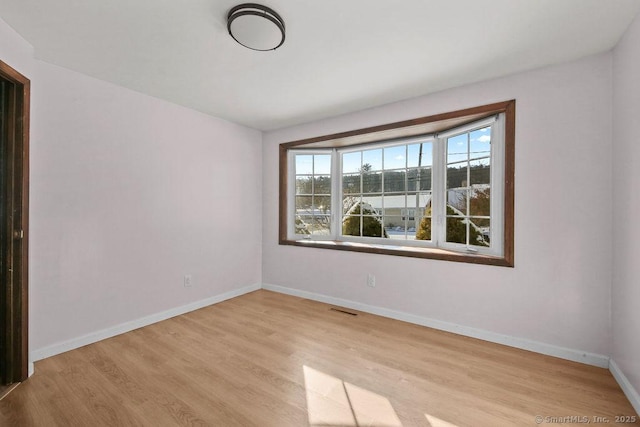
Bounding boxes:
[279,101,515,266]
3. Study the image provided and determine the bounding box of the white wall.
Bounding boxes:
[612,12,640,400]
[0,16,33,76]
[1,17,263,356]
[263,54,614,357]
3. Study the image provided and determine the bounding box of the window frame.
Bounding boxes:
[436,115,504,257]
[335,135,437,249]
[287,150,335,241]
[279,100,515,267]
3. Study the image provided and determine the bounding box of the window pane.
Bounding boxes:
[295,215,311,234]
[470,128,491,161]
[404,208,416,221]
[447,163,468,189]
[407,169,419,191]
[295,155,313,174]
[362,171,382,194]
[446,214,468,244]
[470,187,490,217]
[343,173,360,194]
[314,175,331,195]
[384,171,406,193]
[415,213,432,241]
[407,142,432,168]
[362,149,382,171]
[342,209,362,236]
[384,215,406,240]
[384,145,406,169]
[363,216,384,237]
[419,167,432,191]
[309,216,331,236]
[342,202,385,238]
[447,189,467,214]
[361,196,382,217]
[415,192,432,212]
[342,213,362,237]
[408,167,432,191]
[472,217,490,228]
[314,155,331,174]
[342,152,361,174]
[295,196,313,212]
[343,196,361,214]
[470,217,490,247]
[296,176,313,195]
[407,143,420,168]
[470,159,490,185]
[469,219,490,247]
[447,134,467,164]
[375,195,400,221]
[315,195,331,213]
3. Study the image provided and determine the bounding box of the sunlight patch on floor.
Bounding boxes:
[425,413,459,427]
[303,365,402,427]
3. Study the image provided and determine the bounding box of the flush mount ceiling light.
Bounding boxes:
[227,3,285,51]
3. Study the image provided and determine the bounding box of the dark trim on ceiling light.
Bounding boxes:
[227,3,286,51]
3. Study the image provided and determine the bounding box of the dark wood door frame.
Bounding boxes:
[0,59,30,384]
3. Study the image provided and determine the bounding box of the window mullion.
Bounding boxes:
[288,150,296,238]
[359,152,363,237]
[490,115,505,255]
[466,132,471,247]
[432,135,445,246]
[311,155,315,228]
[331,149,341,241]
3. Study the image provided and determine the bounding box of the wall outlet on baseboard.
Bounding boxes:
[184,275,192,287]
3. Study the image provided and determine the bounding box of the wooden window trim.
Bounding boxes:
[279,100,515,267]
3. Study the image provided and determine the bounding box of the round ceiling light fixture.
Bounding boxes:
[227,3,285,51]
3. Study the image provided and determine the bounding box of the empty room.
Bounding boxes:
[1,0,639,425]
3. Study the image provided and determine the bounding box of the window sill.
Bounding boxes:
[279,238,513,267]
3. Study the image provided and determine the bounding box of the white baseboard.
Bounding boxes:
[28,362,34,377]
[262,283,610,368]
[30,283,261,363]
[610,359,640,415]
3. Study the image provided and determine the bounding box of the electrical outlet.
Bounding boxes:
[367,274,376,288]
[184,275,192,287]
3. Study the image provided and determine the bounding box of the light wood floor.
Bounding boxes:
[0,290,637,426]
[0,384,19,401]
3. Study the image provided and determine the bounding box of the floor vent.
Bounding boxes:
[330,307,358,316]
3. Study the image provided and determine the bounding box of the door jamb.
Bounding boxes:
[0,59,30,382]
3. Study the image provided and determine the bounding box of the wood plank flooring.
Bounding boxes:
[0,290,637,426]
[0,384,20,401]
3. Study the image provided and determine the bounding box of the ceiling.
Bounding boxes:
[1,0,639,131]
